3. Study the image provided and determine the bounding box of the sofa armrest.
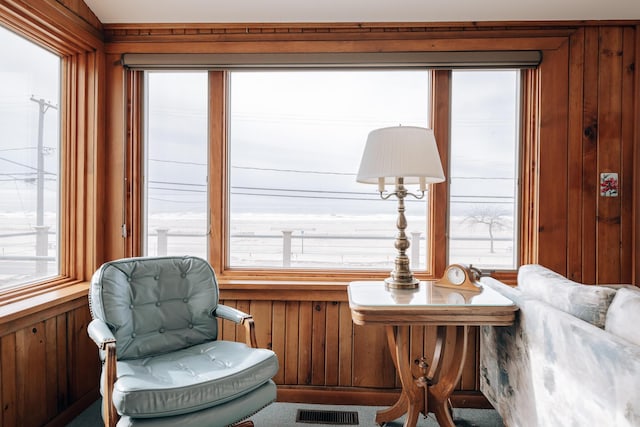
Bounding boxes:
[87,318,116,350]
[480,276,522,303]
[214,304,258,348]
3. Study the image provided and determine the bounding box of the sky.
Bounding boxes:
[0,27,60,221]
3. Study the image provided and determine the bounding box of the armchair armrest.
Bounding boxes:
[87,319,118,427]
[88,319,116,350]
[214,304,258,348]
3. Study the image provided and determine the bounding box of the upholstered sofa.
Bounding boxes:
[479,264,640,427]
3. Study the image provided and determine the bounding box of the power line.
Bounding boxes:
[149,158,206,166]
[150,180,206,187]
[232,165,356,176]
[232,186,373,196]
[0,156,55,175]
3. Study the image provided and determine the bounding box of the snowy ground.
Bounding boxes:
[0,212,516,289]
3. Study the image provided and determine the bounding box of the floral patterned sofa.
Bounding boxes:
[479,264,640,427]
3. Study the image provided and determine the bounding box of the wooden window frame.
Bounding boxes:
[0,2,103,311]
[131,67,528,285]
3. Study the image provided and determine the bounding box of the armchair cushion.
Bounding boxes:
[90,256,220,360]
[115,380,277,427]
[109,340,279,418]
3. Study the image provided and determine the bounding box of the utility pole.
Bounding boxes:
[29,96,57,274]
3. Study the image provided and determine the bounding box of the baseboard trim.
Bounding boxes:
[277,386,492,409]
[44,388,100,427]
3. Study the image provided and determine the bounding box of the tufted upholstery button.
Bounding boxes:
[181,273,187,278]
[129,304,134,309]
[154,276,159,280]
[156,301,161,307]
[159,328,165,333]
[183,298,189,303]
[188,323,193,329]
[131,333,136,338]
[127,277,132,282]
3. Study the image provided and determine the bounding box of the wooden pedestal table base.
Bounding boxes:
[347,281,517,427]
[375,325,468,427]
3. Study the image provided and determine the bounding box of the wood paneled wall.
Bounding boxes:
[0,299,99,427]
[218,297,483,405]
[539,26,637,284]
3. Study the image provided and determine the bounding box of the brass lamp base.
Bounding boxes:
[382,177,422,290]
[385,276,420,289]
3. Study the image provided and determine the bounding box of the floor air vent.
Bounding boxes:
[296,409,359,425]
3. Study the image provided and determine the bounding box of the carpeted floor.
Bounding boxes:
[67,400,504,426]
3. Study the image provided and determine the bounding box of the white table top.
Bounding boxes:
[348,281,517,326]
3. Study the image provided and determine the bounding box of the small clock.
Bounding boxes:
[435,263,482,292]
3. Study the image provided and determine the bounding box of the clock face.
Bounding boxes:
[446,266,466,285]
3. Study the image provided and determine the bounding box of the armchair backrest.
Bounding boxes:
[89,256,219,360]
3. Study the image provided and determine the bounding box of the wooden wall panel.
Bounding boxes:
[567,28,585,282]
[337,303,353,387]
[620,27,635,283]
[219,297,489,404]
[0,299,99,427]
[284,302,300,385]
[597,27,624,283]
[324,302,340,386]
[271,301,286,384]
[537,41,570,274]
[1,334,17,426]
[581,27,600,284]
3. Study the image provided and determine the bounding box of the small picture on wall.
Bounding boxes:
[600,172,618,197]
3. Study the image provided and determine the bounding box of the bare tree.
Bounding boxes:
[463,205,511,253]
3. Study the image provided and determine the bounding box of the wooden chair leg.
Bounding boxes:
[103,343,118,427]
[233,421,254,427]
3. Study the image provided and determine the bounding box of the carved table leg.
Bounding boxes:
[427,325,469,427]
[376,325,469,427]
[376,325,425,427]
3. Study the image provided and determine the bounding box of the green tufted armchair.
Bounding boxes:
[87,256,278,427]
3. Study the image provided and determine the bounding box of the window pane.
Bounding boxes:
[144,72,208,258]
[0,26,60,289]
[448,70,520,269]
[228,70,430,270]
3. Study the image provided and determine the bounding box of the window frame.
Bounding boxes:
[211,68,522,282]
[132,67,534,286]
[0,6,103,305]
[205,70,441,282]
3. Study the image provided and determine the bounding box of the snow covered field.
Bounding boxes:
[1,212,516,289]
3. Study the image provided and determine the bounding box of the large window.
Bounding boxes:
[141,67,522,275]
[143,72,209,258]
[228,70,430,270]
[0,26,60,289]
[448,70,520,269]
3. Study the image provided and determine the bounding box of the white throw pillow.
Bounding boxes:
[605,287,640,346]
[517,264,617,328]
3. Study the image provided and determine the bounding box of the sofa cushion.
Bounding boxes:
[517,264,616,328]
[605,287,640,346]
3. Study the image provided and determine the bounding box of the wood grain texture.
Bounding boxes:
[537,41,570,274]
[582,27,600,284]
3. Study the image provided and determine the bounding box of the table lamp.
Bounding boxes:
[356,126,445,289]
